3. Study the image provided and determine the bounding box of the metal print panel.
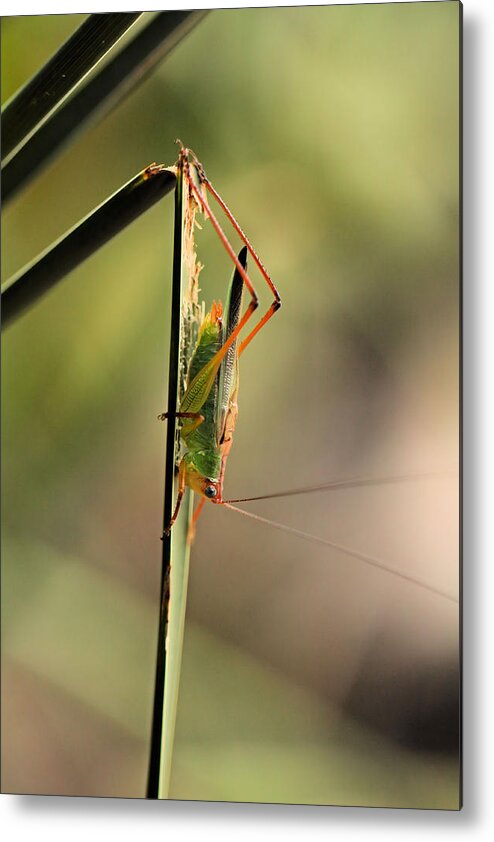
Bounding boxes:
[1,2,461,809]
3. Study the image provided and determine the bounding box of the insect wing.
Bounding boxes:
[216,246,246,444]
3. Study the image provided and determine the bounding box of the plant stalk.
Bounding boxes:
[1,12,142,159]
[2,11,208,203]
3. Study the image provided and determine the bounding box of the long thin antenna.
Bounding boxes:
[224,470,457,504]
[222,502,458,604]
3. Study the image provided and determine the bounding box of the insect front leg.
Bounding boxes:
[158,410,205,435]
[162,457,187,537]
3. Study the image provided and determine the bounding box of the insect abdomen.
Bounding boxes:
[181,311,222,458]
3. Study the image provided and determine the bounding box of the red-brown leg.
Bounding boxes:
[238,300,280,356]
[158,410,205,434]
[164,458,187,536]
[186,497,206,545]
[199,175,281,356]
[204,176,281,304]
[188,179,259,304]
[187,177,281,375]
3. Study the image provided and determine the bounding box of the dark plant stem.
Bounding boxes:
[2,10,208,204]
[146,167,183,800]
[1,13,142,159]
[1,165,176,328]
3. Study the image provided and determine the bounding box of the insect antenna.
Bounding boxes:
[224,470,458,503]
[222,502,458,605]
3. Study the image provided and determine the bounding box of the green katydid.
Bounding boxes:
[159,145,280,535]
[150,146,458,802]
[160,145,457,604]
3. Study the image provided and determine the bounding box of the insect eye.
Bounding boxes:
[205,485,217,499]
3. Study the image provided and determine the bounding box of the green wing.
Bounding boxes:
[216,246,246,444]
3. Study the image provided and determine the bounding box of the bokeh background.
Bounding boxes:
[2,3,460,808]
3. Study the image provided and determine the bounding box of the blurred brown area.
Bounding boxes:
[2,4,460,807]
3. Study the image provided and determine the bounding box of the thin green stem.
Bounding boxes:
[2,11,208,203]
[147,156,196,799]
[146,164,184,800]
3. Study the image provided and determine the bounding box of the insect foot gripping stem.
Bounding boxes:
[158,410,205,422]
[161,458,187,538]
[161,523,174,539]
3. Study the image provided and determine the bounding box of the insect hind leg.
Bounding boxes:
[186,165,280,361]
[202,174,282,356]
[162,458,187,537]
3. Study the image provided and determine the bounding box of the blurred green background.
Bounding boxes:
[2,4,460,808]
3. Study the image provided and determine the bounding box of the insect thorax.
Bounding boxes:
[184,450,222,485]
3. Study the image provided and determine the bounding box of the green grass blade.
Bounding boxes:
[158,492,193,798]
[2,11,208,204]
[147,156,203,799]
[1,12,142,159]
[1,164,176,328]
